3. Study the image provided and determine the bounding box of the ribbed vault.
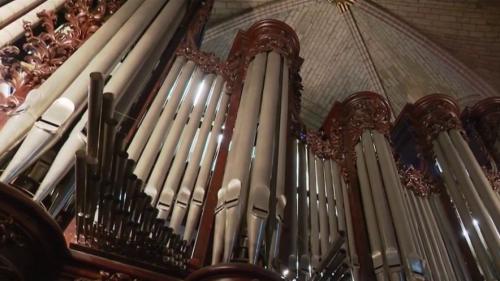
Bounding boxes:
[202,0,500,128]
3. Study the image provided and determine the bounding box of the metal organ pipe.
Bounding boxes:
[183,90,230,242]
[126,56,187,161]
[32,0,186,201]
[246,51,282,264]
[0,0,167,182]
[169,76,225,234]
[324,159,339,244]
[308,149,321,268]
[133,61,196,180]
[0,0,144,158]
[157,74,216,219]
[315,157,330,259]
[0,0,65,47]
[221,53,267,262]
[143,68,204,204]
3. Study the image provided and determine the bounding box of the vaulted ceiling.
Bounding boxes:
[202,0,500,128]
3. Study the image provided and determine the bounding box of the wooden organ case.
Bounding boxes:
[0,1,498,281]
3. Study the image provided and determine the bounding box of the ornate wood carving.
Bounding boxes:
[176,47,224,76]
[408,94,462,156]
[482,167,500,192]
[306,130,333,159]
[0,0,124,113]
[342,91,391,145]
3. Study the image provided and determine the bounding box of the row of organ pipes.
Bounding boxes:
[0,1,498,280]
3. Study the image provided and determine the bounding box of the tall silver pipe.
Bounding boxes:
[222,53,267,262]
[269,60,290,266]
[308,149,321,268]
[355,142,386,281]
[297,142,311,274]
[372,131,425,280]
[133,61,196,177]
[157,74,216,220]
[315,158,330,259]
[324,159,339,244]
[126,56,187,161]
[449,129,500,224]
[434,141,498,280]
[437,133,500,268]
[183,91,229,243]
[361,131,401,281]
[144,68,204,204]
[170,76,225,234]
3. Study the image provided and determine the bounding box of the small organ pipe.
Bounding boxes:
[133,61,196,179]
[158,74,217,223]
[169,76,224,233]
[144,68,204,204]
[297,141,310,274]
[126,56,187,161]
[183,91,229,242]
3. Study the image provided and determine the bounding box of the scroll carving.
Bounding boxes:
[482,167,500,193]
[0,0,124,112]
[307,131,334,159]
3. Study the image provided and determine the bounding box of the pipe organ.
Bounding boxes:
[0,1,498,281]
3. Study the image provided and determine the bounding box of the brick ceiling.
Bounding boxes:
[202,0,500,129]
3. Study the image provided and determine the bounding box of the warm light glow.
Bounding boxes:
[282,269,289,277]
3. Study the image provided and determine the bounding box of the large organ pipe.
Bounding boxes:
[434,141,498,279]
[143,68,204,203]
[246,51,282,264]
[0,0,167,182]
[169,76,224,233]
[0,0,65,47]
[126,56,187,161]
[307,149,321,268]
[371,131,425,280]
[211,58,258,265]
[436,133,500,268]
[297,141,311,275]
[361,130,402,281]
[324,159,339,244]
[315,157,330,259]
[221,53,267,262]
[269,60,290,266]
[32,1,185,201]
[0,0,44,28]
[354,142,385,281]
[448,129,500,223]
[158,74,218,219]
[0,0,144,158]
[183,90,230,242]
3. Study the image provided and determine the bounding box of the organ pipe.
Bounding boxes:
[0,0,144,158]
